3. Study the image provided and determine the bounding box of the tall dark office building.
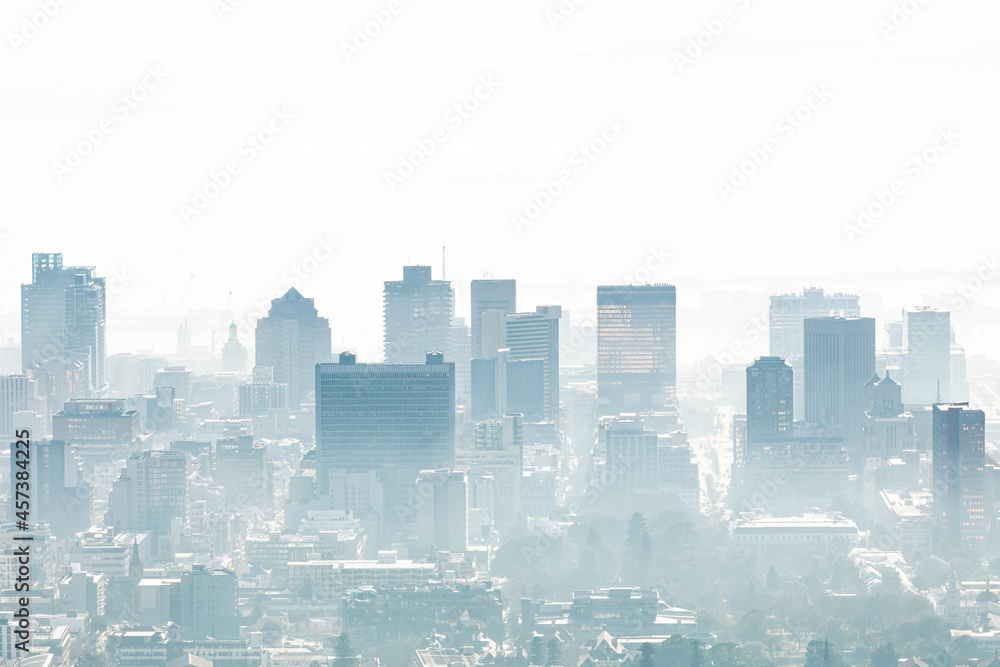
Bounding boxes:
[383,265,454,363]
[596,284,676,414]
[470,279,516,359]
[803,317,875,450]
[932,403,986,550]
[769,287,860,360]
[254,288,332,408]
[21,252,107,392]
[746,357,793,445]
[903,307,951,405]
[315,351,455,520]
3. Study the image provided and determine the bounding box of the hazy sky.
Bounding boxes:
[2,0,998,361]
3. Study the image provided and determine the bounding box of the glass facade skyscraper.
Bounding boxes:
[596,284,676,414]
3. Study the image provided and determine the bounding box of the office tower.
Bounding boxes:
[506,358,546,422]
[470,358,498,422]
[237,366,289,437]
[254,287,332,408]
[602,418,659,488]
[108,450,187,542]
[414,469,468,553]
[220,322,248,373]
[21,252,107,392]
[211,435,272,510]
[470,279,516,358]
[179,566,239,639]
[746,357,793,445]
[315,351,455,521]
[933,403,986,550]
[10,439,91,537]
[154,365,192,402]
[804,317,876,450]
[0,375,44,438]
[769,287,860,359]
[383,265,454,362]
[596,284,676,414]
[503,306,561,423]
[903,307,951,404]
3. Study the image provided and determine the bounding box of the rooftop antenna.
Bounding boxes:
[442,244,446,280]
[936,380,941,404]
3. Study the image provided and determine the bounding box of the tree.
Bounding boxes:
[639,642,657,667]
[294,575,314,602]
[870,643,900,667]
[766,565,779,592]
[738,609,768,644]
[690,640,704,667]
[333,633,360,667]
[529,634,546,666]
[546,638,562,666]
[75,652,110,667]
[805,640,843,667]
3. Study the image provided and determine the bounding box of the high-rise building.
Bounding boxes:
[21,252,107,392]
[9,439,91,537]
[413,469,468,554]
[470,279,516,359]
[903,307,951,404]
[804,317,875,451]
[502,306,561,423]
[315,351,455,522]
[0,375,44,438]
[746,357,793,445]
[108,450,187,542]
[383,265,454,363]
[602,418,659,489]
[212,435,272,510]
[769,287,860,360]
[254,288,332,408]
[932,403,986,550]
[596,285,676,414]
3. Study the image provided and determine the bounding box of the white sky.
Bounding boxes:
[1,0,998,362]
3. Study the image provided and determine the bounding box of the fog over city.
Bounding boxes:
[1,1,1000,666]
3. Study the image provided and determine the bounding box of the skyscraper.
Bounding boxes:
[932,403,986,550]
[745,357,793,445]
[21,252,107,392]
[315,351,455,523]
[502,306,561,422]
[108,450,187,548]
[903,307,951,404]
[596,284,676,414]
[803,317,876,451]
[470,279,516,359]
[254,287,332,408]
[383,265,454,363]
[769,287,860,359]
